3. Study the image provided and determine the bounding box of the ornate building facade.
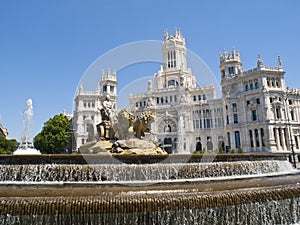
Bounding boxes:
[72,69,117,150]
[73,30,300,154]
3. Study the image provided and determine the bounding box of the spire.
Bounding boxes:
[257,54,264,68]
[278,56,282,69]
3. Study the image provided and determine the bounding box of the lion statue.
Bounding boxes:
[111,109,134,140]
[133,110,155,139]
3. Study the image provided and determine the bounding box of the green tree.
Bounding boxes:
[0,136,19,154]
[34,114,71,154]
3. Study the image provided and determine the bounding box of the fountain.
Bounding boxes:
[0,153,299,224]
[13,99,41,155]
[2,104,300,224]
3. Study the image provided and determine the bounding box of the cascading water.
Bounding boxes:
[0,154,299,225]
[0,160,296,183]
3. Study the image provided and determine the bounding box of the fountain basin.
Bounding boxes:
[0,154,299,224]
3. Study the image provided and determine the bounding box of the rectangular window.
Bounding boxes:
[233,114,238,124]
[235,131,241,148]
[256,98,260,104]
[276,108,281,119]
[207,119,211,128]
[295,136,299,149]
[170,96,172,102]
[252,110,257,121]
[255,129,260,147]
[86,124,90,133]
[156,97,159,104]
[218,118,222,127]
[247,100,250,106]
[195,120,199,129]
[227,132,231,149]
[198,95,201,101]
[193,96,197,101]
[249,130,254,147]
[199,119,202,128]
[291,110,295,121]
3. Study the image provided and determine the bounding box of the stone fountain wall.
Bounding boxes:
[1,185,300,224]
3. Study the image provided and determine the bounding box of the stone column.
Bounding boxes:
[274,128,280,151]
[280,128,287,150]
[284,128,291,150]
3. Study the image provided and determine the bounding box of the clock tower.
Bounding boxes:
[153,29,196,90]
[162,28,187,71]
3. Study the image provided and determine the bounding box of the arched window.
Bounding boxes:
[168,79,178,87]
[255,129,260,147]
[260,128,265,147]
[250,83,254,90]
[245,84,249,91]
[276,79,280,87]
[164,125,172,132]
[271,79,275,87]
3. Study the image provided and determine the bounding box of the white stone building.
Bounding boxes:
[73,30,300,154]
[72,69,117,150]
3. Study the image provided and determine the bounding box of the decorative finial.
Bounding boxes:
[223,49,227,57]
[278,56,282,69]
[232,47,236,56]
[148,78,152,91]
[164,29,168,40]
[177,27,181,36]
[257,54,264,68]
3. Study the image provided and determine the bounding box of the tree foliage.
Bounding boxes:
[34,114,71,154]
[0,136,19,154]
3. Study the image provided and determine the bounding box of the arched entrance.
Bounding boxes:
[196,142,202,151]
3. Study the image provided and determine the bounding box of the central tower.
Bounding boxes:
[162,29,187,71]
[154,29,196,90]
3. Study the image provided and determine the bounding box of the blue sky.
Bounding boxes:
[0,0,299,140]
